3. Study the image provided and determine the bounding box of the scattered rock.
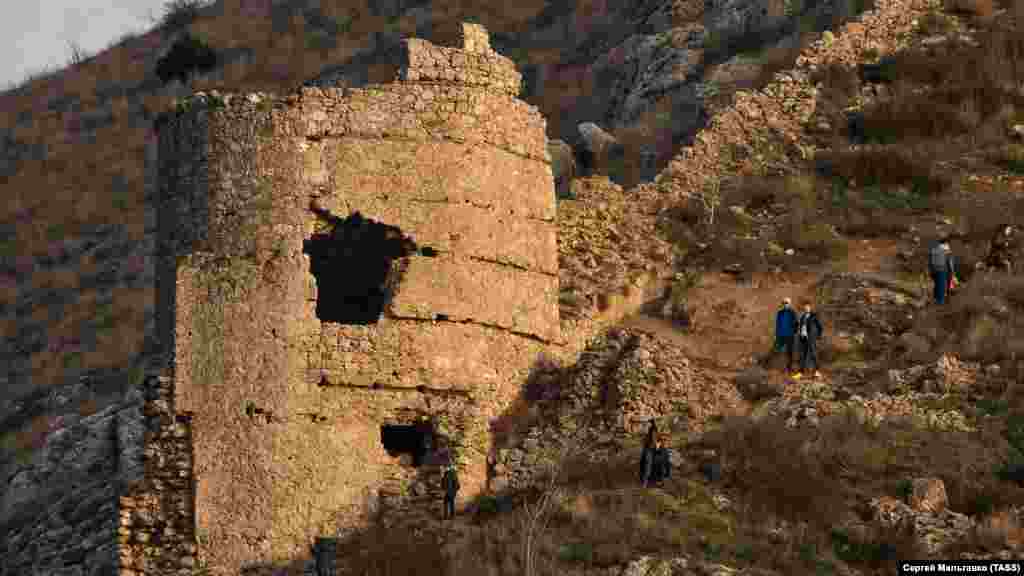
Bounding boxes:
[620,556,692,576]
[909,477,948,513]
[887,354,980,394]
[869,494,973,555]
[735,367,783,401]
[576,122,625,180]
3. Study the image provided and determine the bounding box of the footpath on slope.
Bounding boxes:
[620,238,907,397]
[632,238,907,363]
[555,0,948,367]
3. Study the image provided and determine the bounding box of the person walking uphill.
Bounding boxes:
[928,237,958,304]
[441,462,460,520]
[774,298,799,374]
[795,302,824,380]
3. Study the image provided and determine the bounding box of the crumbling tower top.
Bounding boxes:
[359,21,523,97]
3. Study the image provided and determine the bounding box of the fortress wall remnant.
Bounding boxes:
[0,360,195,576]
[154,22,558,575]
[0,399,133,576]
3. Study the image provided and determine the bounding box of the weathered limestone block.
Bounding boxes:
[342,200,558,274]
[325,138,555,222]
[389,256,558,339]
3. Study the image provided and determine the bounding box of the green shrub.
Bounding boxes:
[1006,412,1024,453]
[557,542,594,563]
[476,495,499,516]
[997,144,1024,174]
[918,11,955,35]
[896,478,913,500]
[975,398,1010,417]
[46,223,64,242]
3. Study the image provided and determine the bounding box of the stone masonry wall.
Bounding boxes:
[0,367,150,576]
[641,0,944,204]
[154,22,557,576]
[0,400,132,576]
[117,372,197,576]
[0,357,198,576]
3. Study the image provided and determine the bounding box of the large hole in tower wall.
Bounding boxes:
[380,422,436,468]
[303,210,418,324]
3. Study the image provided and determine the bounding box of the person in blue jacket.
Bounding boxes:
[774,297,799,374]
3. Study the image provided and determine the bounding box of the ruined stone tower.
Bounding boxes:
[153,22,558,574]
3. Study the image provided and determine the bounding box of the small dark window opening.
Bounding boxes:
[380,422,435,467]
[303,210,418,324]
[420,246,439,257]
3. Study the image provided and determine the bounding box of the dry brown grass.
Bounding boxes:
[336,523,450,575]
[973,508,1024,551]
[944,0,996,17]
[859,16,1024,148]
[78,398,101,418]
[907,271,1024,364]
[706,408,1024,521]
[0,414,62,466]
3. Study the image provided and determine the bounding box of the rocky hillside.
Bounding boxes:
[5,0,1024,573]
[1,0,879,429]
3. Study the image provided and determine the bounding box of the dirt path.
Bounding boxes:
[620,238,906,375]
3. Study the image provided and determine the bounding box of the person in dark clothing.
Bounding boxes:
[643,436,672,487]
[928,238,957,304]
[795,302,824,379]
[774,298,799,373]
[639,420,657,484]
[441,463,460,520]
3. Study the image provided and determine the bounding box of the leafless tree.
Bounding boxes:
[519,433,583,576]
[67,40,87,65]
[680,176,723,228]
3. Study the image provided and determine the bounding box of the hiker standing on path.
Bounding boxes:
[441,461,460,520]
[639,419,657,485]
[795,302,824,380]
[642,435,672,487]
[774,298,799,374]
[928,237,958,304]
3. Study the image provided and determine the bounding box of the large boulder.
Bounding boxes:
[909,477,948,513]
[735,366,783,401]
[576,122,625,179]
[869,495,973,556]
[547,139,576,199]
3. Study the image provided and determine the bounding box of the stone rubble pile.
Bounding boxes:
[492,327,741,491]
[637,0,944,206]
[887,353,981,394]
[868,484,973,556]
[761,379,975,432]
